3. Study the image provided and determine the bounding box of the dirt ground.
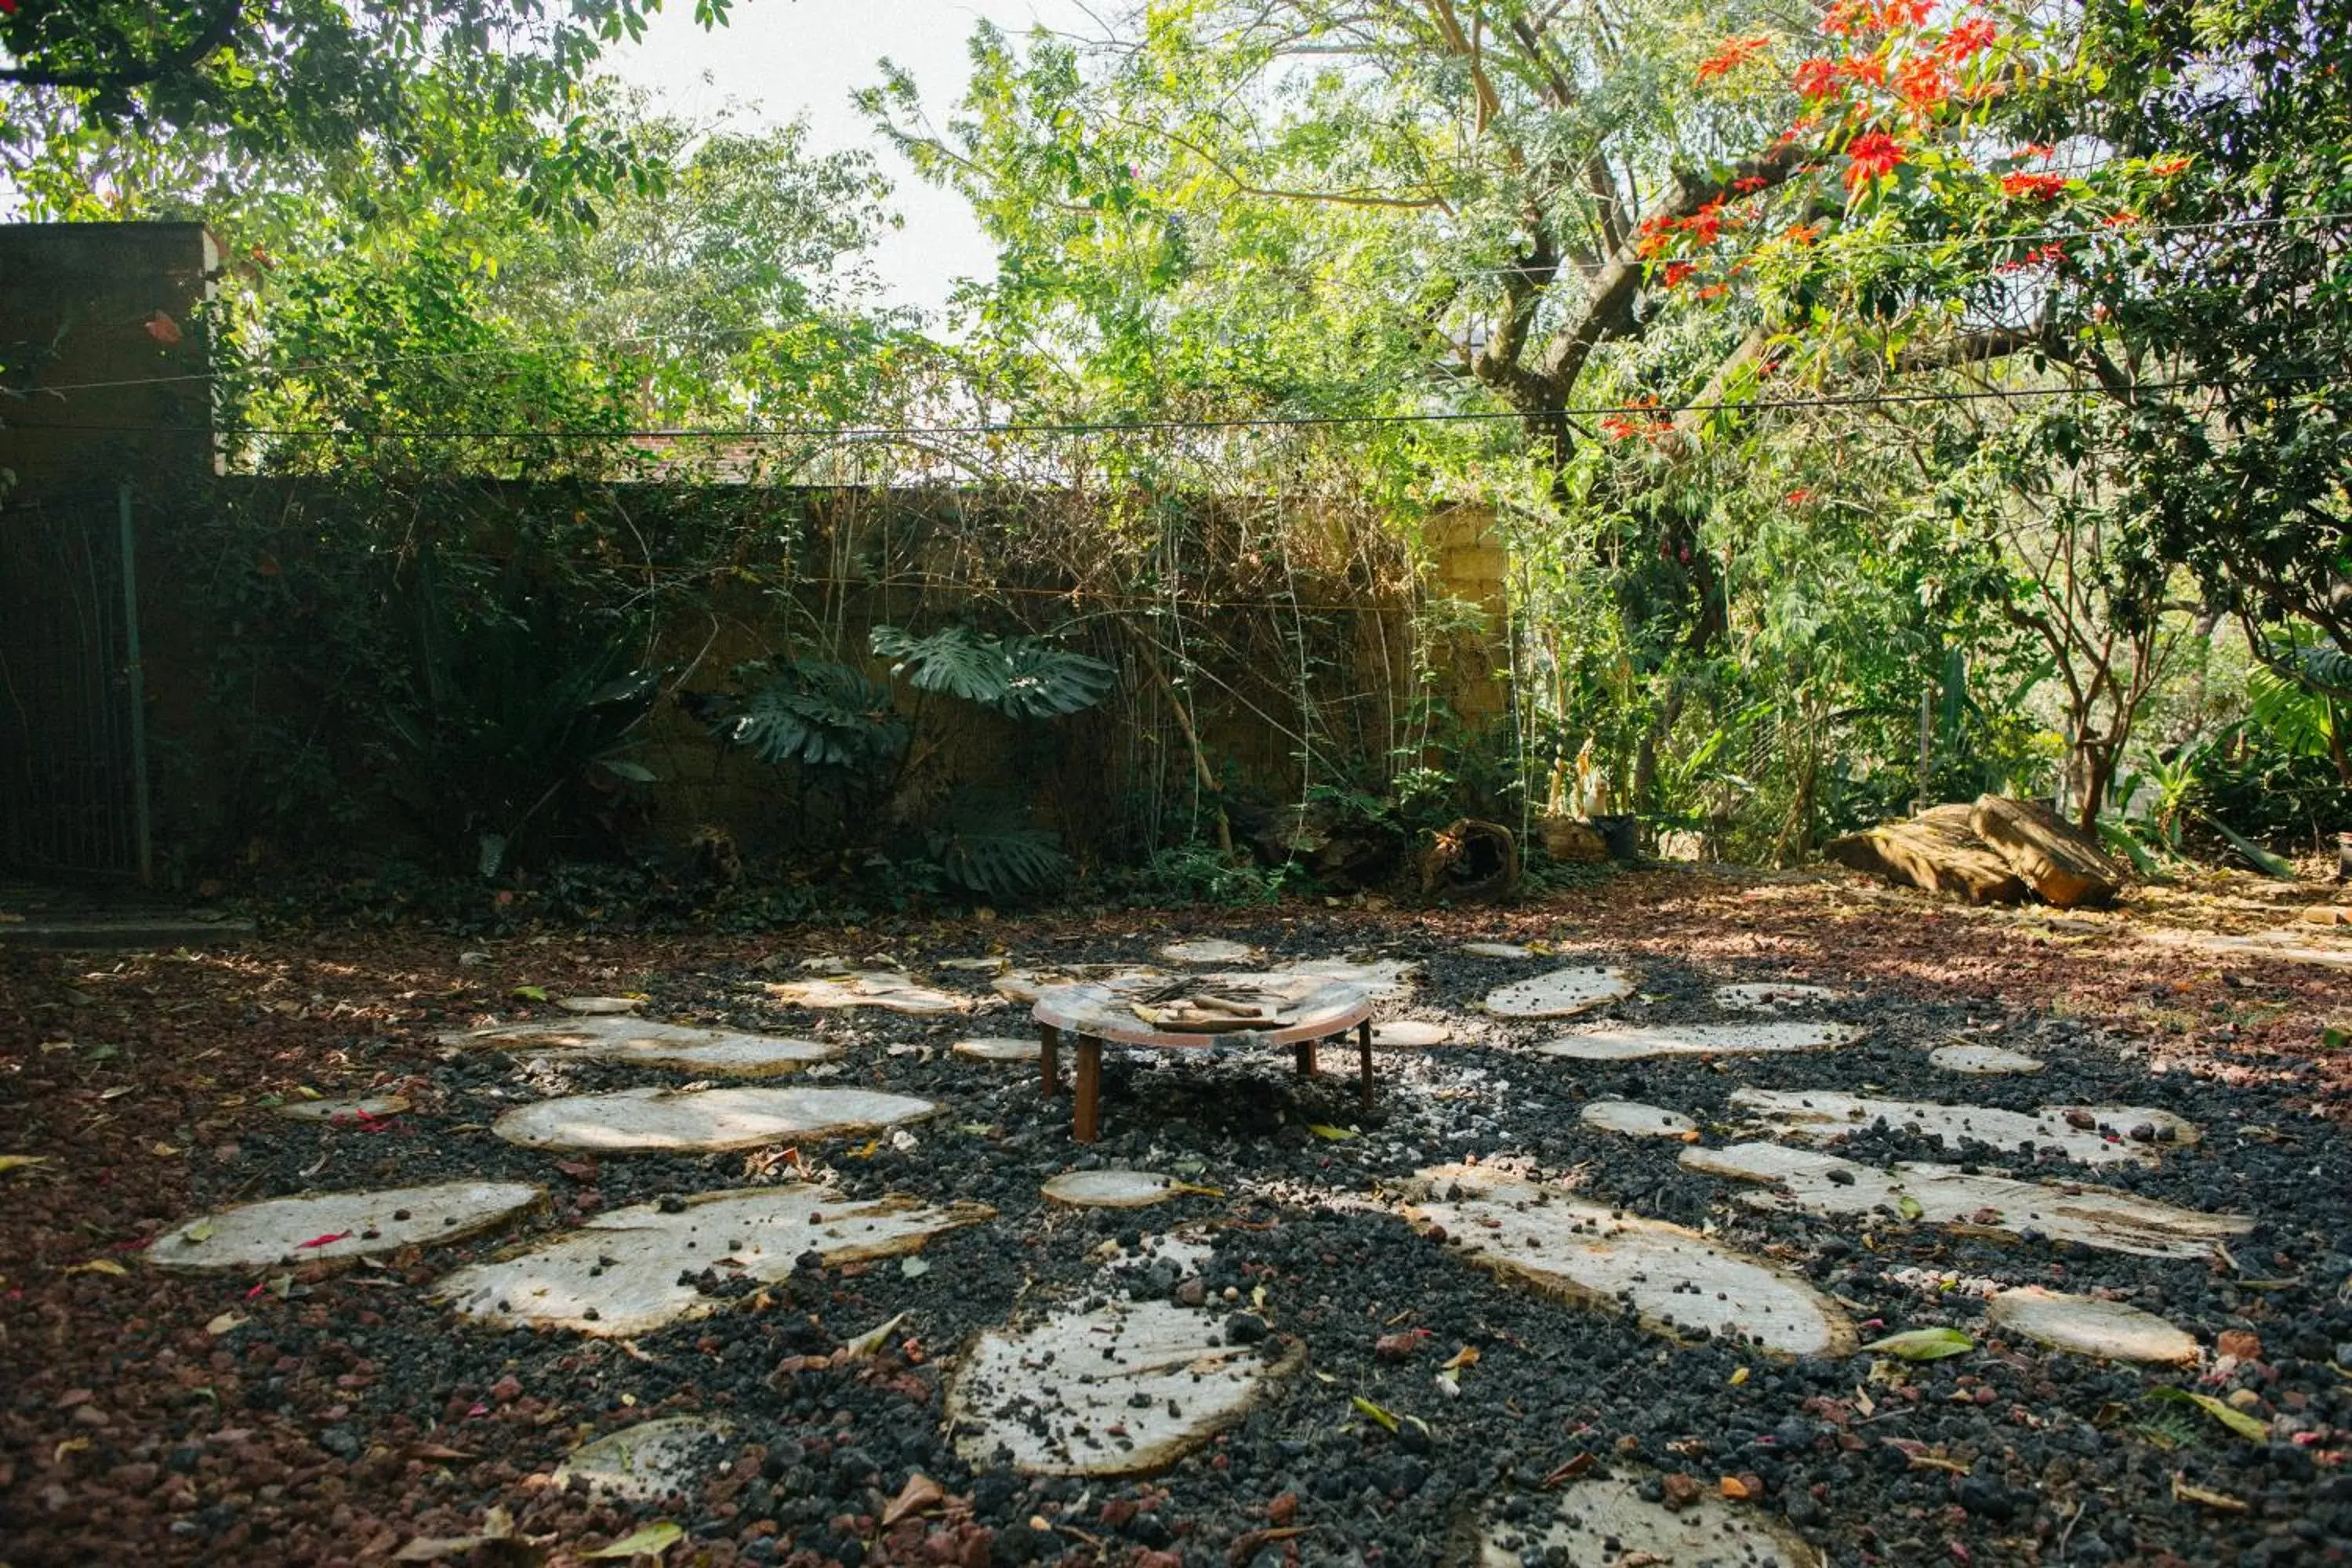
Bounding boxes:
[3,866,2349,1568]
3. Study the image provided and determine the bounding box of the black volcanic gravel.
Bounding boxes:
[5,903,2352,1566]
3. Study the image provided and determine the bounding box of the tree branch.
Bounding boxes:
[0,0,243,89]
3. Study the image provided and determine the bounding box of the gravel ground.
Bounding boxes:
[4,867,2351,1567]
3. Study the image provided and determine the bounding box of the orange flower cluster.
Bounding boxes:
[1994,241,2068,273]
[1844,131,1905,189]
[1697,34,1776,84]
[1940,17,1999,59]
[1999,170,2068,200]
[2148,155,2193,176]
[1894,56,1950,111]
[1824,0,1933,34]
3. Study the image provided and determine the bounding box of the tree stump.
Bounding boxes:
[1822,804,2027,904]
[1970,795,2126,907]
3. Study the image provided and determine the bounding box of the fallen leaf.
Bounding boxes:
[843,1310,909,1359]
[586,1521,683,1559]
[64,1259,128,1277]
[881,1472,945,1527]
[294,1231,354,1250]
[1440,1345,1481,1372]
[205,1312,248,1336]
[185,1221,216,1243]
[1305,1123,1356,1142]
[1863,1327,1975,1361]
[2151,1388,2270,1443]
[151,1143,181,1156]
[513,985,549,1003]
[1896,1195,1925,1221]
[1728,1366,1751,1386]
[0,1155,50,1175]
[1351,1396,1399,1432]
[2172,1472,2248,1511]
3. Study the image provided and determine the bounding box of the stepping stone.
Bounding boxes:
[1158,938,1259,965]
[1987,1286,2199,1364]
[445,1015,839,1076]
[1578,1100,1697,1138]
[1712,982,1835,1012]
[439,1184,992,1337]
[2146,928,2352,968]
[937,956,1009,972]
[1537,1021,1855,1061]
[152,1181,541,1272]
[1930,1043,2046,1076]
[1459,942,1533,959]
[1275,956,1418,1000]
[492,1085,937,1153]
[1681,1142,2252,1259]
[276,1093,410,1123]
[1483,966,1632,1018]
[554,1416,739,1501]
[760,971,967,1014]
[1478,1474,1817,1567]
[953,1036,1040,1064]
[946,1297,1299,1475]
[1370,1018,1454,1048]
[1041,1171,1192,1208]
[1403,1165,1854,1358]
[558,996,641,1014]
[1728,1088,2196,1167]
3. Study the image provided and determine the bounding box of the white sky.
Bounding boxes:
[610,0,1102,324]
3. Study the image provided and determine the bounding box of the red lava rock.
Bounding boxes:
[2218,1330,2263,1361]
[1661,1472,1702,1511]
[1267,1491,1298,1525]
[1374,1328,1429,1362]
[488,1374,522,1403]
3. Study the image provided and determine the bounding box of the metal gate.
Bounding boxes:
[0,484,152,880]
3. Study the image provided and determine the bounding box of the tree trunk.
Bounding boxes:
[2073,741,2118,834]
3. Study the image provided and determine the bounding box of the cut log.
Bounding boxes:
[1970,795,2125,907]
[1822,804,2027,904]
[1417,818,1520,902]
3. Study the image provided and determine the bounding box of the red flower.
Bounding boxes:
[1941,17,1999,59]
[1734,174,1770,194]
[1697,282,1730,300]
[1838,53,1888,88]
[1682,200,1726,245]
[1823,0,1873,34]
[1999,170,2067,200]
[2104,209,2141,227]
[1895,57,1948,110]
[2148,154,2192,176]
[1661,261,1697,287]
[1875,0,1934,27]
[1793,56,1842,100]
[2014,141,2056,159]
[1844,131,1905,189]
[1785,221,1824,245]
[1786,488,1815,504]
[1697,34,1775,84]
[1600,416,1644,441]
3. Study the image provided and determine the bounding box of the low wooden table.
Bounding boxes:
[1030,974,1376,1143]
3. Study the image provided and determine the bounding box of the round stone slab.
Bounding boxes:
[760,971,967,1014]
[1274,956,1418,1000]
[1041,1171,1187,1209]
[1158,938,1259,965]
[1987,1286,2199,1365]
[1579,1100,1698,1138]
[276,1094,410,1123]
[1371,1018,1454,1048]
[1682,1142,2252,1259]
[953,1036,1041,1064]
[1459,942,1533,960]
[1484,966,1632,1019]
[1405,1165,1853,1358]
[493,1086,937,1152]
[446,1015,838,1076]
[1727,1088,2197,1167]
[1538,1021,1856,1061]
[554,1416,739,1501]
[152,1181,542,1272]
[1930,1043,2047,1076]
[558,996,641,1014]
[1479,1475,1818,1568]
[946,1297,1300,1475]
[1713,982,1835,1012]
[439,1184,994,1338]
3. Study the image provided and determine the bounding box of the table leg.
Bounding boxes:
[1073,1036,1103,1143]
[1357,1018,1374,1111]
[1293,1040,1318,1076]
[1037,1025,1062,1096]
